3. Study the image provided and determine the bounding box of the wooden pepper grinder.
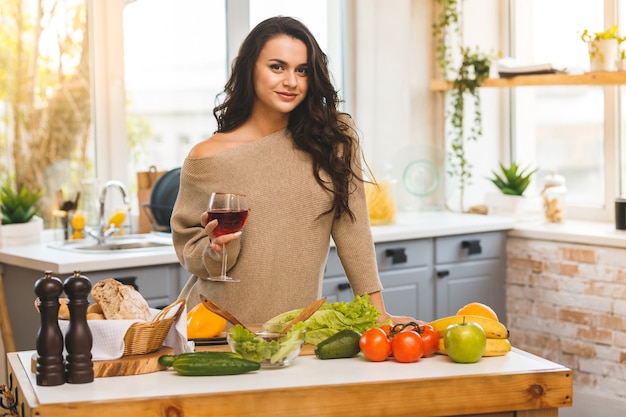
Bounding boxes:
[63,270,94,384]
[34,271,65,386]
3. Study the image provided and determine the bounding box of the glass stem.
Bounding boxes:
[221,243,228,278]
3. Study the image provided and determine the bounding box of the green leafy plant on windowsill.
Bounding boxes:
[0,181,44,225]
[488,163,538,196]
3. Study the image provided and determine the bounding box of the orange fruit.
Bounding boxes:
[186,303,227,339]
[456,302,499,322]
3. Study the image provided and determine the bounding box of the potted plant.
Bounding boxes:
[581,25,621,72]
[484,162,537,217]
[0,181,44,247]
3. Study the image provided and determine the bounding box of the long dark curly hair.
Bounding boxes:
[213,16,362,220]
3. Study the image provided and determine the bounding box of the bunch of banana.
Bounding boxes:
[429,314,512,357]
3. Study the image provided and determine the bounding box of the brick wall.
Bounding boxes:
[506,237,626,401]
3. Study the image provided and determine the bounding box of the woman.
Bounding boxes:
[172,16,413,325]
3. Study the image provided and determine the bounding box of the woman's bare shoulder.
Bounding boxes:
[188,132,232,159]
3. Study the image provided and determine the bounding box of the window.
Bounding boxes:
[122,0,227,204]
[1,0,344,230]
[510,0,619,221]
[0,0,92,227]
[118,0,344,229]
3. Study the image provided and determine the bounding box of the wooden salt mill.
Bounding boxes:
[34,271,65,386]
[63,270,94,383]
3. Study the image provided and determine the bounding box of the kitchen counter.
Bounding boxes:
[510,218,626,249]
[0,233,178,275]
[0,212,514,273]
[6,348,572,417]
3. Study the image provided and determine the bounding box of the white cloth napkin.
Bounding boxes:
[58,303,193,361]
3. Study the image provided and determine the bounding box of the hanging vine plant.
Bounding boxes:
[448,47,492,212]
[432,0,461,80]
[432,0,494,212]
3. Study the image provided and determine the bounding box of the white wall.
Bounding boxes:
[351,0,436,173]
[350,0,507,213]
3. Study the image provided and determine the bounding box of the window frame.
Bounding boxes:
[90,0,347,210]
[508,0,622,222]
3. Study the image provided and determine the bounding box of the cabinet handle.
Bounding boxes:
[385,248,407,264]
[337,283,351,291]
[461,239,482,255]
[436,270,450,279]
[114,276,138,290]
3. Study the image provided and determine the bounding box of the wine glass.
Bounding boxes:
[207,193,249,282]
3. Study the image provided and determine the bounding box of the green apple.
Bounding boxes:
[443,321,486,363]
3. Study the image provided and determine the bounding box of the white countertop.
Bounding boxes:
[0,212,515,273]
[510,218,626,248]
[12,348,565,405]
[0,234,179,274]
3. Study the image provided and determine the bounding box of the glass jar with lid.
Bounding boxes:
[542,171,566,223]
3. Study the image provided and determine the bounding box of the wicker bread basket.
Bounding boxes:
[122,298,186,356]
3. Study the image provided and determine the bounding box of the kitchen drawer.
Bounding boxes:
[325,238,431,277]
[322,276,354,303]
[435,231,505,264]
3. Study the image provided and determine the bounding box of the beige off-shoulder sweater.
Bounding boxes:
[171,126,382,323]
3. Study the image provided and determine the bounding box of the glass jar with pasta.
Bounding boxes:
[542,171,567,223]
[365,165,397,226]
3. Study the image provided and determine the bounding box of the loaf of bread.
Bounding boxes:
[87,303,104,315]
[91,278,152,321]
[58,299,70,320]
[87,312,106,320]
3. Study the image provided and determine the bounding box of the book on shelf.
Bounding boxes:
[496,59,567,78]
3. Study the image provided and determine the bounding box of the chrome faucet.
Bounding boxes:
[87,180,130,244]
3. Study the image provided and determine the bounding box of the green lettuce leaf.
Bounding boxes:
[267,295,384,345]
[229,322,306,364]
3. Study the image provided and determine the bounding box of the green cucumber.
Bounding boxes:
[171,353,260,376]
[158,351,242,367]
[314,329,362,359]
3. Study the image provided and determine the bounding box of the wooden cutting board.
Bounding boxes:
[30,347,173,378]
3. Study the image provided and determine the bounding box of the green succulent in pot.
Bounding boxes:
[0,182,44,225]
[488,163,538,196]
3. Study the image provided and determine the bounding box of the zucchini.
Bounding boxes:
[158,351,242,367]
[171,353,260,376]
[314,329,362,359]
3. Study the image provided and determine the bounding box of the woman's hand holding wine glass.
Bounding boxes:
[205,192,249,282]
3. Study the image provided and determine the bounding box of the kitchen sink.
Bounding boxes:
[48,233,173,253]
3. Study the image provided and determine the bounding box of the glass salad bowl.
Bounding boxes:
[227,323,306,369]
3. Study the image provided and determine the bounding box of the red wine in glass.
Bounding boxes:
[208,209,249,236]
[207,193,248,282]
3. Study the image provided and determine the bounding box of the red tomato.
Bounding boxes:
[359,328,391,362]
[379,324,392,336]
[391,331,424,363]
[418,324,440,357]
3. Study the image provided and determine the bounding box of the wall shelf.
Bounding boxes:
[430,71,626,91]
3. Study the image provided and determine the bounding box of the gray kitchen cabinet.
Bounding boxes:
[434,231,506,322]
[2,263,182,351]
[323,239,435,321]
[323,231,506,324]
